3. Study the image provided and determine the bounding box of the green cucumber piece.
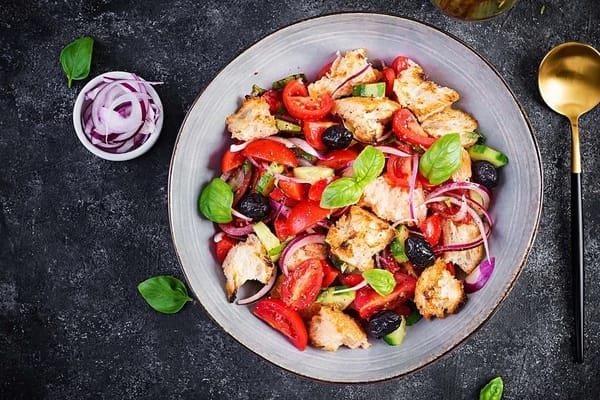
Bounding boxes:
[256,173,275,196]
[390,225,410,263]
[352,82,386,98]
[383,316,406,345]
[293,166,334,183]
[253,222,281,261]
[468,144,508,168]
[250,84,266,96]
[272,73,307,90]
[275,118,301,133]
[460,131,482,148]
[316,286,356,310]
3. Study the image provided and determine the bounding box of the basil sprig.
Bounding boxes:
[320,146,384,209]
[479,376,503,400]
[137,275,193,314]
[59,36,94,88]
[199,178,234,223]
[362,269,396,296]
[419,133,462,185]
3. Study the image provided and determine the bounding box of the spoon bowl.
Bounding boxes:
[538,42,600,363]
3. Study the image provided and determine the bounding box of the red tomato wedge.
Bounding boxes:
[392,56,410,74]
[419,214,442,246]
[385,155,412,188]
[352,272,417,319]
[262,89,282,114]
[278,181,307,202]
[307,178,331,202]
[221,149,245,173]
[253,298,308,351]
[282,79,333,121]
[281,258,324,310]
[339,273,364,287]
[316,60,334,80]
[317,149,358,170]
[321,260,340,288]
[287,200,331,236]
[392,108,436,148]
[273,214,292,241]
[382,66,396,98]
[242,139,298,167]
[215,235,239,264]
[303,120,337,151]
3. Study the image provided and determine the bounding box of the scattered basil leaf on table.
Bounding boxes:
[479,376,504,400]
[59,36,94,88]
[419,133,462,185]
[199,178,234,223]
[362,269,396,296]
[137,275,192,314]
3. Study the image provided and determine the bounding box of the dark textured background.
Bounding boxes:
[1,0,599,398]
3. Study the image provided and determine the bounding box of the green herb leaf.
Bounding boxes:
[352,145,385,184]
[362,269,396,296]
[405,302,422,326]
[320,177,364,209]
[419,133,462,185]
[479,376,504,400]
[59,36,94,88]
[198,178,234,223]
[137,275,193,314]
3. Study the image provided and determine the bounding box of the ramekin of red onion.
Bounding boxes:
[72,71,163,161]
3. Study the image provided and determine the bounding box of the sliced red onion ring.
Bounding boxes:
[433,224,491,253]
[449,195,469,222]
[332,280,368,294]
[278,233,326,276]
[269,198,291,219]
[218,222,254,236]
[236,270,278,305]
[375,145,412,158]
[287,138,327,160]
[408,154,419,221]
[231,209,252,221]
[331,64,371,97]
[426,181,492,209]
[464,257,496,293]
[272,172,312,184]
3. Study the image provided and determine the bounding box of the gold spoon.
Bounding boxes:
[538,42,600,363]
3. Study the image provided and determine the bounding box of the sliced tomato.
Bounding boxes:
[215,235,239,264]
[308,178,331,202]
[221,149,245,173]
[382,66,396,98]
[385,155,412,188]
[253,298,308,351]
[321,260,340,288]
[268,187,298,207]
[392,108,436,148]
[287,199,331,236]
[394,302,412,317]
[280,258,324,310]
[339,273,364,287]
[352,272,417,320]
[242,139,298,167]
[317,148,358,170]
[262,89,283,114]
[282,79,333,121]
[419,214,442,246]
[273,214,293,241]
[316,60,334,80]
[303,120,337,151]
[392,56,411,74]
[278,180,307,202]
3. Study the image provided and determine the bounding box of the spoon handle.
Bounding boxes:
[571,171,584,363]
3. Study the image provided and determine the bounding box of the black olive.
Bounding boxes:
[471,160,499,189]
[238,193,270,221]
[321,125,353,149]
[405,235,435,269]
[368,311,402,338]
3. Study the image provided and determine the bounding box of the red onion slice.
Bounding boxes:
[236,270,278,305]
[375,145,412,158]
[408,154,419,221]
[426,181,492,209]
[464,257,495,293]
[332,280,368,294]
[287,138,327,160]
[278,233,326,275]
[218,222,255,236]
[331,64,371,97]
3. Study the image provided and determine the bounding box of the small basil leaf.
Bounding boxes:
[479,376,504,400]
[418,133,462,185]
[59,36,94,88]
[320,177,364,209]
[352,145,385,185]
[137,275,192,314]
[199,178,234,223]
[362,269,396,296]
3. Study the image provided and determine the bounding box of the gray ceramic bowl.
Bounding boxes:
[168,13,542,382]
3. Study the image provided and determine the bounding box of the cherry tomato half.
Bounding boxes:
[303,120,337,151]
[242,139,298,167]
[280,258,324,310]
[392,108,436,148]
[278,180,307,202]
[385,155,412,188]
[321,260,339,288]
[316,60,334,80]
[381,66,396,98]
[308,178,331,202]
[253,298,308,351]
[317,149,358,170]
[419,214,442,246]
[392,56,411,74]
[287,199,331,236]
[215,235,239,264]
[282,79,333,121]
[221,149,245,173]
[262,89,283,114]
[352,272,417,319]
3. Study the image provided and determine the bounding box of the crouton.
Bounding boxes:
[325,206,395,272]
[421,106,479,147]
[308,48,382,99]
[451,148,472,183]
[414,259,465,319]
[441,219,484,274]
[308,306,370,351]
[359,176,427,223]
[392,61,459,121]
[332,97,401,143]
[221,234,274,302]
[225,96,278,141]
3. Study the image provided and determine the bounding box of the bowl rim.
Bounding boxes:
[167,11,544,383]
[72,70,164,162]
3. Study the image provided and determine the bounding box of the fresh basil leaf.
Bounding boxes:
[479,376,504,400]
[199,178,234,223]
[137,275,192,314]
[320,177,364,209]
[418,133,462,185]
[59,36,94,88]
[362,269,396,296]
[352,145,385,185]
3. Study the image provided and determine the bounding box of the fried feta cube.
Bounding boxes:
[359,176,427,224]
[225,96,278,141]
[414,259,465,319]
[308,306,370,351]
[332,97,400,143]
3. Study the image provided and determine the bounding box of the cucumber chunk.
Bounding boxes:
[352,82,386,98]
[390,225,410,263]
[383,316,406,346]
[253,222,281,261]
[272,73,307,90]
[468,144,508,168]
[275,118,301,133]
[293,166,334,183]
[316,286,356,310]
